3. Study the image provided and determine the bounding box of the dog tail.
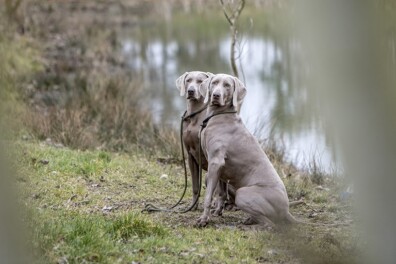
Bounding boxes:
[285,212,301,224]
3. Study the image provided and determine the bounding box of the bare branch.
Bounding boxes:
[219,0,245,78]
[230,29,239,77]
[233,0,245,23]
[219,0,233,26]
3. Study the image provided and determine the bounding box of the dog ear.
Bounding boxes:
[232,77,247,109]
[205,72,214,78]
[175,72,189,96]
[203,73,214,103]
[199,76,213,103]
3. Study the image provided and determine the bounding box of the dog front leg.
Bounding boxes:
[187,153,199,210]
[211,181,227,216]
[196,157,224,227]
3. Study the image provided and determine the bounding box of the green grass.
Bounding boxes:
[13,140,358,263]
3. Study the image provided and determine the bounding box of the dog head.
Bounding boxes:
[199,73,247,109]
[176,71,214,101]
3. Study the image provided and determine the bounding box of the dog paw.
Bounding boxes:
[242,217,258,225]
[225,203,238,211]
[196,215,210,227]
[210,208,223,217]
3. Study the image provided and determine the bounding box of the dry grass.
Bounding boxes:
[10,0,182,159]
[24,74,180,157]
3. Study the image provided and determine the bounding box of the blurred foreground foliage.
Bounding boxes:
[0,7,42,136]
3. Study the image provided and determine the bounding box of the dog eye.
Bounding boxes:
[197,80,203,84]
[186,79,192,83]
[212,80,219,85]
[224,83,230,88]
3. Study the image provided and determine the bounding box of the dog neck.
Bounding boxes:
[207,103,236,117]
[187,98,206,115]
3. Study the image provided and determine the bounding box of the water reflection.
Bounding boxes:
[120,10,336,172]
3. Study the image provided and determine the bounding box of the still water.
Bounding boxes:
[120,8,337,172]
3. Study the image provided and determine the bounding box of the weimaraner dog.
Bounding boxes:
[196,73,298,227]
[176,71,210,210]
[176,71,235,213]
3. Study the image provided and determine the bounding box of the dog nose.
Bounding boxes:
[187,89,194,96]
[212,93,220,99]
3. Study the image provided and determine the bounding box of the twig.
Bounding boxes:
[219,0,246,78]
[220,0,233,26]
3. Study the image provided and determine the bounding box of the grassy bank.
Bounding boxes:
[1,1,359,263]
[13,140,357,263]
[13,0,181,158]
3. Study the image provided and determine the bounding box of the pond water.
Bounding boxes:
[120,8,337,172]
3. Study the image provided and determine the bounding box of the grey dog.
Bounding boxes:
[196,73,297,227]
[176,71,236,213]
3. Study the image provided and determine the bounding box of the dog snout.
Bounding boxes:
[187,88,195,96]
[212,93,220,100]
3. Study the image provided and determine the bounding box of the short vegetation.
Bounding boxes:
[15,140,357,263]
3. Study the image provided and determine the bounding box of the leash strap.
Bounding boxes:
[182,106,207,121]
[201,111,237,129]
[142,109,237,214]
[226,180,230,202]
[142,107,206,213]
[142,111,189,213]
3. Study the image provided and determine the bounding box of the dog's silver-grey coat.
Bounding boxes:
[196,73,296,227]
